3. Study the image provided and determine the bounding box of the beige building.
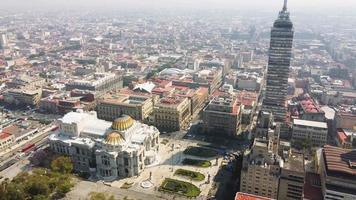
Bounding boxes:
[240,138,281,199]
[153,96,191,132]
[292,119,328,147]
[203,92,241,137]
[278,151,305,200]
[241,136,305,200]
[7,74,45,89]
[97,94,155,122]
[3,88,42,106]
[0,132,15,151]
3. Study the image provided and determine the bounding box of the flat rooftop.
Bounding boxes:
[283,152,305,173]
[235,192,274,200]
[293,119,327,129]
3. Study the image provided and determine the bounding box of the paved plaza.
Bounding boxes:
[66,137,224,199]
[110,137,223,198]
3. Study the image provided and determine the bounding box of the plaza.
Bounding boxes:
[108,137,224,199]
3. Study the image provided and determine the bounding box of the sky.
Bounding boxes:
[1,0,356,14]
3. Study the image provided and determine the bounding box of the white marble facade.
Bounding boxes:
[49,110,159,181]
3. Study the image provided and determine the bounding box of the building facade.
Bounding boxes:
[278,151,305,200]
[292,119,328,147]
[49,110,159,181]
[262,0,294,122]
[0,131,15,151]
[3,88,42,106]
[65,73,123,95]
[203,92,241,137]
[240,138,281,199]
[97,94,154,122]
[153,96,191,132]
[320,145,356,200]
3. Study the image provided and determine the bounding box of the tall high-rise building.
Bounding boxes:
[0,33,8,49]
[262,0,294,122]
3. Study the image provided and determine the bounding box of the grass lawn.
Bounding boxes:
[183,146,218,158]
[174,169,205,181]
[159,178,201,198]
[182,158,211,168]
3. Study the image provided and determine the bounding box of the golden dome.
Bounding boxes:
[105,132,125,146]
[112,115,134,131]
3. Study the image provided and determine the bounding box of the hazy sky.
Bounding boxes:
[1,0,356,14]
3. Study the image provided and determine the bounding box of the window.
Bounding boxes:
[124,157,129,166]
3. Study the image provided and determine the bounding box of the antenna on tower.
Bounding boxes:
[283,0,288,11]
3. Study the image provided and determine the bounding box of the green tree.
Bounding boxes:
[89,192,116,200]
[51,156,73,174]
[32,195,48,200]
[4,184,26,200]
[55,180,74,198]
[25,178,50,197]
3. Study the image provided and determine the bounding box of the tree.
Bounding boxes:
[4,184,26,200]
[89,192,116,200]
[51,156,73,174]
[25,178,50,197]
[55,180,74,198]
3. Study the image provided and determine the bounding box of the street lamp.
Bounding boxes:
[171,143,174,172]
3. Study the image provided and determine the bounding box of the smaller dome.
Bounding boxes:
[105,132,125,146]
[112,115,134,131]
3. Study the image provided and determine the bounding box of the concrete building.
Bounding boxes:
[3,88,42,107]
[0,33,8,49]
[49,110,159,181]
[336,111,356,130]
[262,0,294,122]
[172,86,209,116]
[97,94,154,122]
[240,138,281,199]
[336,129,356,149]
[320,145,356,200]
[193,67,223,94]
[278,151,305,200]
[0,131,15,151]
[236,73,262,91]
[292,119,328,147]
[6,75,45,89]
[299,97,325,122]
[65,73,123,95]
[203,92,241,137]
[153,96,191,132]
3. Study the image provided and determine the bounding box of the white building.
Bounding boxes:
[292,119,328,147]
[49,110,159,181]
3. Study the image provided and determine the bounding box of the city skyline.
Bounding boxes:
[1,0,356,13]
[1,0,356,200]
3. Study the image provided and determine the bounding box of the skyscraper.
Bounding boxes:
[262,0,294,122]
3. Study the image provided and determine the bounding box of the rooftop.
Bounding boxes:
[282,152,305,173]
[0,132,12,140]
[235,192,274,200]
[300,98,322,114]
[323,145,356,179]
[293,119,327,129]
